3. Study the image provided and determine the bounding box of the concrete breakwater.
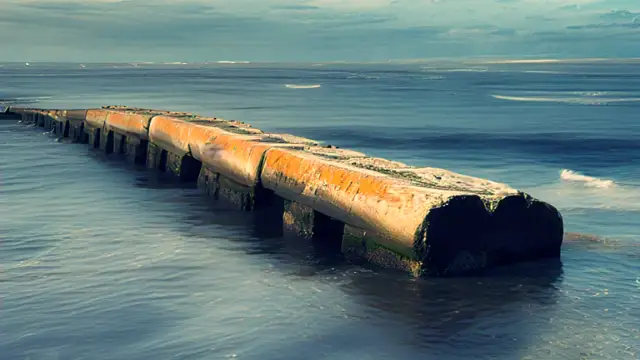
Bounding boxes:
[2,106,565,276]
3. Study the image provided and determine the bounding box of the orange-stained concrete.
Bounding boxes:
[196,132,304,186]
[10,106,566,275]
[149,115,307,186]
[85,109,111,128]
[260,147,465,257]
[105,112,153,139]
[148,115,224,156]
[63,110,88,123]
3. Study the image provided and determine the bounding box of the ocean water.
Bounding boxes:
[1,61,638,359]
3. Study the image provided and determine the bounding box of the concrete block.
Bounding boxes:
[148,115,306,207]
[259,147,564,276]
[13,105,565,277]
[104,111,153,140]
[85,109,110,130]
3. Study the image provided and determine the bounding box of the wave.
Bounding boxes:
[572,91,609,97]
[421,66,488,73]
[346,73,380,80]
[345,73,445,81]
[291,127,640,162]
[284,84,321,89]
[0,96,53,106]
[217,61,251,64]
[482,59,566,64]
[563,233,640,253]
[521,70,567,74]
[560,169,615,188]
[421,75,446,80]
[492,94,640,105]
[475,58,640,65]
[524,169,640,213]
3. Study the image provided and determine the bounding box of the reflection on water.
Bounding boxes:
[343,260,564,357]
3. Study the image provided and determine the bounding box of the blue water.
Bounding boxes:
[1,61,639,359]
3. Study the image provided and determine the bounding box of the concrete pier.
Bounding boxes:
[4,105,565,276]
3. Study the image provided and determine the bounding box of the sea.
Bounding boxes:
[1,60,638,360]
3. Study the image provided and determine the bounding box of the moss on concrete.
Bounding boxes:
[68,123,85,143]
[342,225,422,276]
[85,126,101,149]
[344,162,506,196]
[113,133,126,155]
[217,175,255,210]
[197,166,256,210]
[282,200,314,237]
[198,166,220,197]
[146,143,164,170]
[166,151,183,176]
[123,137,147,165]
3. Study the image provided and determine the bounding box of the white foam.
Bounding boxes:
[1,96,53,104]
[521,70,566,74]
[560,169,615,188]
[284,84,322,89]
[422,75,446,80]
[346,73,379,80]
[477,58,630,65]
[525,170,640,212]
[574,91,608,97]
[421,66,488,73]
[492,94,640,105]
[484,59,565,64]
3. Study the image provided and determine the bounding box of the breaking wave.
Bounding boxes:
[421,66,488,73]
[492,93,640,105]
[346,73,380,80]
[521,70,567,74]
[526,169,640,213]
[284,84,322,89]
[560,169,616,188]
[0,96,53,107]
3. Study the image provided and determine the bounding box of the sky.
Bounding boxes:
[0,0,639,62]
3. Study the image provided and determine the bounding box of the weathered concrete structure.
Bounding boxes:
[3,105,565,276]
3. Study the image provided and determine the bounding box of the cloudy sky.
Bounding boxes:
[1,0,638,62]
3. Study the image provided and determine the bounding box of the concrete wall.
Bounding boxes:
[7,105,565,276]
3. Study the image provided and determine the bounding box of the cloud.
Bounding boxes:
[599,9,640,21]
[567,22,640,29]
[0,0,638,61]
[270,5,320,10]
[565,8,640,29]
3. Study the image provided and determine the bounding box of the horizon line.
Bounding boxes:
[3,57,640,65]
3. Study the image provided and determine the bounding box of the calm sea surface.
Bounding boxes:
[1,61,639,359]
